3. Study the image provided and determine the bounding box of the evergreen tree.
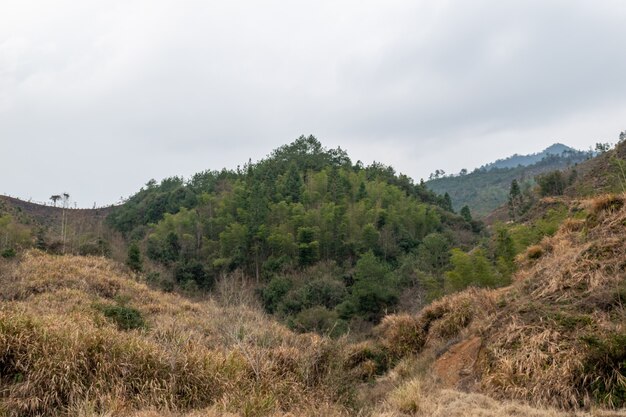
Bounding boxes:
[443,192,453,212]
[508,179,522,219]
[356,181,367,201]
[460,205,472,222]
[284,162,303,203]
[126,242,143,272]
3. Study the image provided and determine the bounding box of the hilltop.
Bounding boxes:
[426,143,592,216]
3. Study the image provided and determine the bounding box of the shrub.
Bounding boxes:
[261,276,292,313]
[1,248,16,259]
[377,314,425,359]
[98,302,146,331]
[126,242,143,272]
[291,306,347,337]
[581,333,626,408]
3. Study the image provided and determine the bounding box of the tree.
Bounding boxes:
[537,171,566,196]
[50,195,61,207]
[444,248,499,292]
[356,181,367,201]
[126,242,143,272]
[460,205,472,222]
[297,226,319,267]
[348,251,399,321]
[595,142,611,153]
[283,162,303,203]
[442,192,453,212]
[508,179,523,220]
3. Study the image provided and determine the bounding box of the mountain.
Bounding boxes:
[426,143,592,217]
[482,143,577,170]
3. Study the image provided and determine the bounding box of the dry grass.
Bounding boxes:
[0,251,353,417]
[478,195,626,409]
[588,194,624,216]
[370,194,626,413]
[378,381,626,417]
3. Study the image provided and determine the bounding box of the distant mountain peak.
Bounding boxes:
[543,143,574,155]
[481,143,578,171]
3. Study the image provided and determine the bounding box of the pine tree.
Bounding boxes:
[460,205,472,222]
[508,179,522,220]
[126,242,143,272]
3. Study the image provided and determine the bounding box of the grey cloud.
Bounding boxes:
[1,0,626,205]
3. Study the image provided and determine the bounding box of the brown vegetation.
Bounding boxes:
[0,251,353,417]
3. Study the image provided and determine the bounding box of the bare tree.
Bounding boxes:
[61,193,70,253]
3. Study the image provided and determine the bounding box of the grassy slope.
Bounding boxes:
[2,245,625,416]
[371,194,626,415]
[0,252,353,417]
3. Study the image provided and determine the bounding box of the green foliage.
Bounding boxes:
[262,276,293,314]
[444,248,503,292]
[537,170,566,196]
[104,136,483,329]
[0,214,32,254]
[174,259,213,289]
[297,226,319,267]
[126,242,143,272]
[348,251,399,321]
[582,332,626,407]
[506,205,568,253]
[416,233,451,274]
[427,150,590,215]
[290,306,347,337]
[1,248,16,258]
[460,205,472,222]
[98,300,146,331]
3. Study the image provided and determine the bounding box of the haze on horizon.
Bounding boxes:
[2,0,626,207]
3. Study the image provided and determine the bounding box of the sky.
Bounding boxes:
[2,0,626,207]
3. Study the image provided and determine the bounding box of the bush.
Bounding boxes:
[377,314,425,360]
[126,242,143,272]
[1,248,16,259]
[98,302,145,331]
[262,276,292,314]
[174,259,212,289]
[581,333,626,408]
[291,306,347,337]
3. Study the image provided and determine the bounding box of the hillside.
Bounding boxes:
[2,250,625,416]
[0,195,117,258]
[426,144,592,216]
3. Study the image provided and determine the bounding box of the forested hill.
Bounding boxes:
[426,145,592,216]
[105,136,483,329]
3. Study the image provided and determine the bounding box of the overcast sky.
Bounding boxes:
[2,0,626,207]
